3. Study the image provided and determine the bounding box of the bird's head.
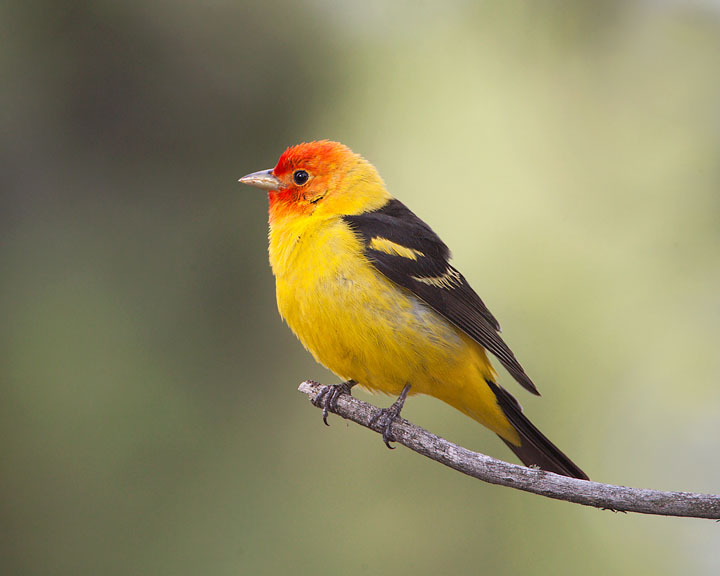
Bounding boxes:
[240,140,391,223]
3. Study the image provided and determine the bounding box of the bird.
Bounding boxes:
[239,140,588,480]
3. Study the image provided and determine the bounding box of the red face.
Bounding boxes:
[268,140,356,222]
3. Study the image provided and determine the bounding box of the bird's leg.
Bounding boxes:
[312,379,357,426]
[369,384,411,449]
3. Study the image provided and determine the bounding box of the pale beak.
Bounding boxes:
[238,168,281,190]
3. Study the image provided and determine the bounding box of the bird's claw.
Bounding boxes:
[369,406,402,449]
[369,384,411,449]
[312,380,356,426]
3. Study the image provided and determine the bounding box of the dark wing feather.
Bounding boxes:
[343,199,539,395]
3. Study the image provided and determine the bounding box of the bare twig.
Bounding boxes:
[298,380,720,520]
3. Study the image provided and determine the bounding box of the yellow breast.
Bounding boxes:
[268,208,515,441]
[270,214,483,394]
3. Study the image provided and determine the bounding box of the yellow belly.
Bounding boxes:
[270,216,518,442]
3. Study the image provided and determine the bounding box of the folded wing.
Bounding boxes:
[343,199,539,396]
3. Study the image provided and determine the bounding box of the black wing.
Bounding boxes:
[343,199,539,395]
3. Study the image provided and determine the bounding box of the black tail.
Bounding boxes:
[487,380,589,480]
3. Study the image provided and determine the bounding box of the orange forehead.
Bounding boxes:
[273,140,355,177]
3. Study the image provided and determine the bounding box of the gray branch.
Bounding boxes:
[298,380,720,520]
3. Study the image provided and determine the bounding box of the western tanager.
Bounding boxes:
[240,140,588,479]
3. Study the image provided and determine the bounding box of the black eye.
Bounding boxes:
[293,169,309,185]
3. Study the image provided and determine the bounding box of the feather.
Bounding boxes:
[344,199,540,396]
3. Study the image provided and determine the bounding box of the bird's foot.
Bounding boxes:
[369,384,411,449]
[312,380,356,425]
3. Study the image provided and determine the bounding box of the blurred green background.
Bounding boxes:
[3,1,720,574]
